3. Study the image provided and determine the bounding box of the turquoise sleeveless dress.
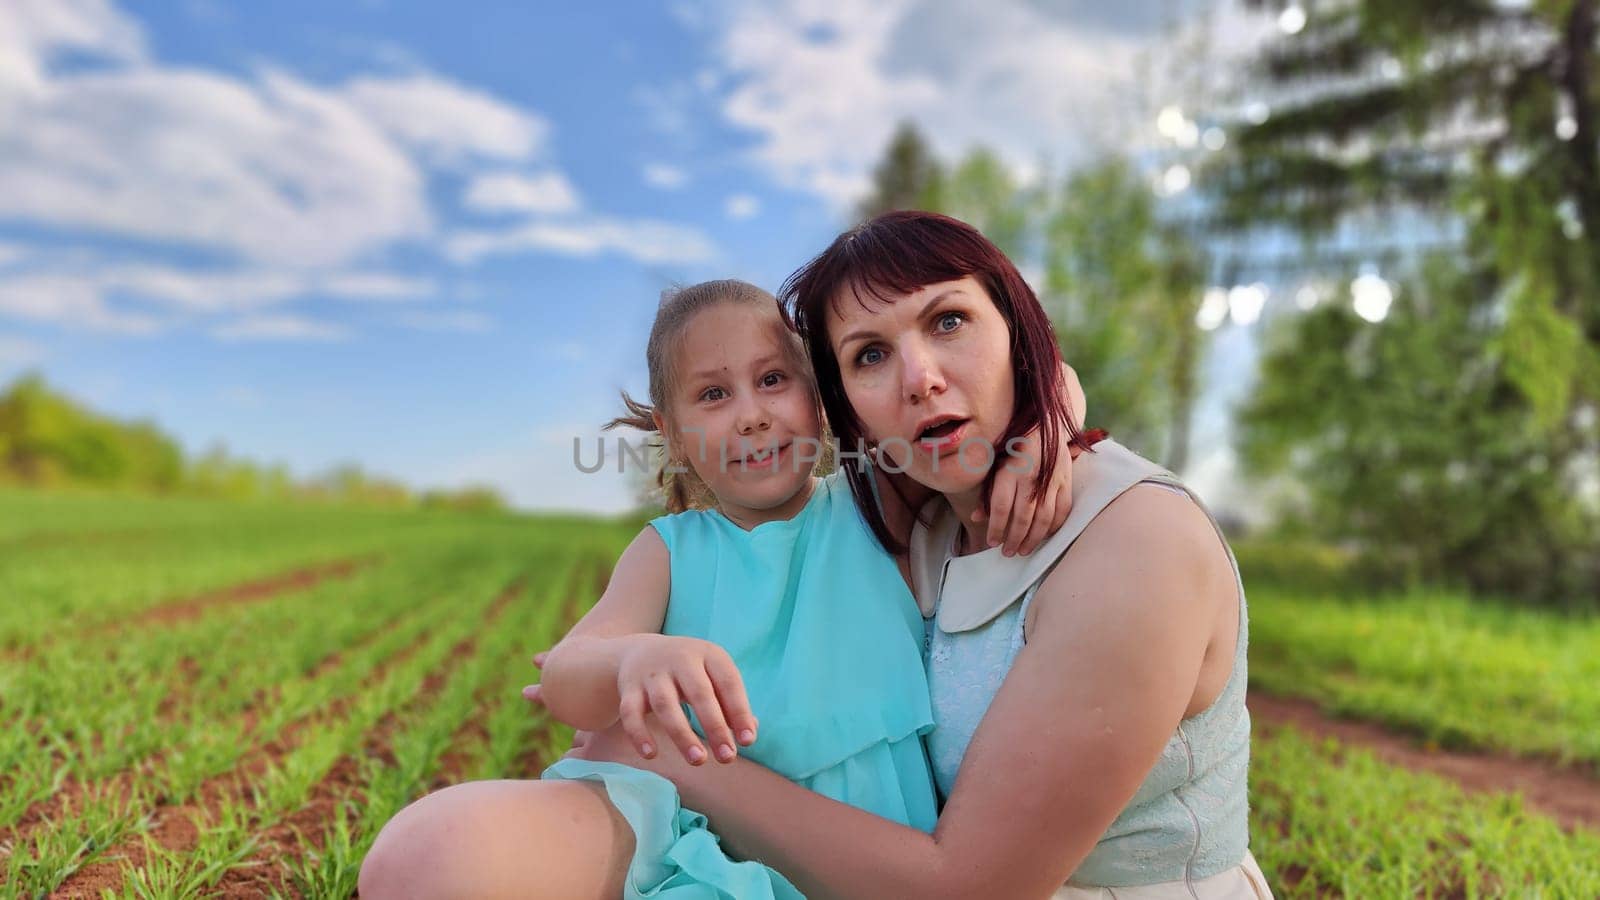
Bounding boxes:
[544,470,938,899]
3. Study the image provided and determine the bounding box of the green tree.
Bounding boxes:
[858,121,945,219]
[928,147,1032,262]
[0,372,184,489]
[1042,158,1208,468]
[1242,255,1598,606]
[1211,0,1600,602]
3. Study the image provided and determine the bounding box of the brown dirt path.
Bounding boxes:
[1248,691,1600,833]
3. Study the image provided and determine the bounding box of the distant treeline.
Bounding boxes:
[0,373,506,512]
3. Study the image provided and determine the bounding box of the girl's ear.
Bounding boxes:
[651,409,678,460]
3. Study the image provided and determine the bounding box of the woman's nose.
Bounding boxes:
[900,343,945,404]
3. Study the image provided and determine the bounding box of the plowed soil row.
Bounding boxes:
[216,562,600,898]
[54,573,524,896]
[44,578,521,899]
[121,555,379,631]
[0,598,421,860]
[2,555,378,664]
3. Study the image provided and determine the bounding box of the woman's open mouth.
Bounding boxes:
[915,417,970,455]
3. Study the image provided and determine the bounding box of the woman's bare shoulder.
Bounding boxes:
[1034,482,1231,615]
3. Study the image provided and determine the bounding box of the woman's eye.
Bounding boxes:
[937,312,965,333]
[857,346,885,367]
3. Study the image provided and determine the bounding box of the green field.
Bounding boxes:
[2,487,1597,897]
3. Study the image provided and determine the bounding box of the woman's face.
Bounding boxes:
[827,275,1015,497]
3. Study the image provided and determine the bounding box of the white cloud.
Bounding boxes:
[341,73,548,165]
[724,193,760,220]
[320,272,435,302]
[97,267,303,313]
[397,309,493,333]
[643,163,689,190]
[0,0,725,340]
[0,266,436,333]
[0,274,164,334]
[463,171,581,215]
[0,0,147,96]
[0,63,432,268]
[695,0,1237,206]
[447,217,717,265]
[212,314,347,342]
[0,2,563,269]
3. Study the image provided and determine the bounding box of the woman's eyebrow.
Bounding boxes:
[836,289,965,348]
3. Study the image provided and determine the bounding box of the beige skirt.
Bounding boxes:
[1051,850,1274,900]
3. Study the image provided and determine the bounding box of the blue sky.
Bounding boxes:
[0,0,1278,513]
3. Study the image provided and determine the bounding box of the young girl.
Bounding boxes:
[357,278,1076,899]
[536,278,939,898]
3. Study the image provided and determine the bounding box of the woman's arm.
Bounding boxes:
[574,486,1229,899]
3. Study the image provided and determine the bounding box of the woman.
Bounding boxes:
[561,211,1271,898]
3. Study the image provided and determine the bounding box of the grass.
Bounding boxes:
[1248,585,1600,765]
[4,489,1599,897]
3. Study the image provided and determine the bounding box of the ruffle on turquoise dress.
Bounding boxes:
[544,470,936,899]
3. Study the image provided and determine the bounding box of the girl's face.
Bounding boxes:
[663,303,822,528]
[827,275,1015,498]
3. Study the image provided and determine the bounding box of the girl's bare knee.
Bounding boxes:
[357,780,634,900]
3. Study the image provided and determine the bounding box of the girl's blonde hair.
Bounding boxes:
[607,279,812,514]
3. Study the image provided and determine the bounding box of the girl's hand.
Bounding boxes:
[978,361,1088,557]
[614,634,757,766]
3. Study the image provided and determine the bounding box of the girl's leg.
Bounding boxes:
[359,779,634,900]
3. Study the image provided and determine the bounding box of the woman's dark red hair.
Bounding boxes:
[779,210,1100,555]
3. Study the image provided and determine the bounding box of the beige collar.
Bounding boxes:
[908,439,1179,633]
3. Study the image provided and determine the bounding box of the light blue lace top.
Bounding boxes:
[908,440,1252,888]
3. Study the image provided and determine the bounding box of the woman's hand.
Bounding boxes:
[608,634,759,765]
[977,361,1089,557]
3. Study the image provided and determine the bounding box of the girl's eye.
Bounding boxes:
[856,346,885,367]
[700,386,727,402]
[936,312,965,333]
[760,371,786,388]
